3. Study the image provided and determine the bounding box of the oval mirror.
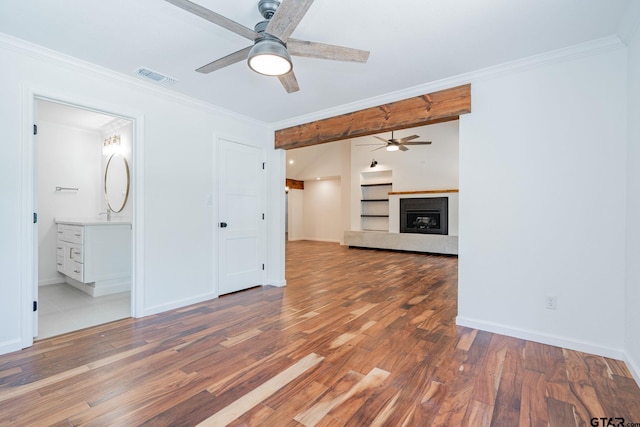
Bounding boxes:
[104,153,130,213]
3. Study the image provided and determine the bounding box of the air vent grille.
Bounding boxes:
[135,67,177,86]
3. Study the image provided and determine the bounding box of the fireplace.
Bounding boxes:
[400,197,448,235]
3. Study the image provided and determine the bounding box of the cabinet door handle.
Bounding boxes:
[57,262,62,266]
[69,248,73,258]
[219,222,228,228]
[74,233,81,237]
[74,269,80,273]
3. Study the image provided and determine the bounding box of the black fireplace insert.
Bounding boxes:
[400,197,448,235]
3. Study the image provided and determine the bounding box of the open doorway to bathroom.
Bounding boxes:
[35,99,133,339]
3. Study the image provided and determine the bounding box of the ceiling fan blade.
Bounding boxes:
[399,135,420,143]
[399,145,409,151]
[278,70,300,93]
[402,141,432,145]
[287,39,370,63]
[164,0,260,41]
[266,0,315,42]
[373,136,390,143]
[196,46,252,73]
[371,145,388,151]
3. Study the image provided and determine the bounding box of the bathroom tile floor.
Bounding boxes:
[37,283,131,340]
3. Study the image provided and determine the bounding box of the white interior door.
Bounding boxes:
[218,139,265,295]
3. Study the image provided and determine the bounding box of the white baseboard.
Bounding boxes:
[269,280,287,287]
[625,352,640,387]
[0,338,24,356]
[302,238,341,243]
[456,315,626,360]
[64,277,130,297]
[143,292,217,317]
[38,277,64,286]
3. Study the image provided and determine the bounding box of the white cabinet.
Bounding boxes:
[56,221,131,296]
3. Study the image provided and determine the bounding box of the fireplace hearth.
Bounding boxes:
[400,197,448,235]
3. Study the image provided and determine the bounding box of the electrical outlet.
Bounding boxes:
[545,296,557,310]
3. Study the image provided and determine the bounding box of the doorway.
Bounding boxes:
[35,99,134,339]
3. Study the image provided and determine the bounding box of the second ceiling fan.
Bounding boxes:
[164,0,370,93]
[361,131,433,152]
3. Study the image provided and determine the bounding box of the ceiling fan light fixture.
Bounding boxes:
[386,144,400,152]
[248,39,292,76]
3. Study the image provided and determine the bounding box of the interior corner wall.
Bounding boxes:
[340,141,351,244]
[0,38,270,355]
[457,47,628,358]
[287,188,304,241]
[625,28,640,381]
[301,178,342,243]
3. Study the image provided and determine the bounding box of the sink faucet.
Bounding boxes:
[99,208,112,221]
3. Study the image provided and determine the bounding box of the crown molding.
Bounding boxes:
[618,0,640,45]
[270,35,625,131]
[0,31,627,133]
[0,32,268,127]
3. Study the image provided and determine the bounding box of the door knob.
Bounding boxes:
[219,222,228,228]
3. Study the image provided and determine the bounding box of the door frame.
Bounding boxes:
[20,85,145,348]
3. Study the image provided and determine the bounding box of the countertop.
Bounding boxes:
[55,217,132,226]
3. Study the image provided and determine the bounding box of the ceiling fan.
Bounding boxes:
[164,0,370,93]
[359,131,432,152]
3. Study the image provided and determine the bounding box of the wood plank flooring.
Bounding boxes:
[1,240,639,426]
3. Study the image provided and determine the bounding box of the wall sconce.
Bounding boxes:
[103,135,121,156]
[370,159,378,168]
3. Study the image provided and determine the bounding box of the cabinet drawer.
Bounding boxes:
[71,247,83,263]
[69,261,83,281]
[58,224,84,244]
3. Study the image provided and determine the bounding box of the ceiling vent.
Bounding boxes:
[135,67,177,86]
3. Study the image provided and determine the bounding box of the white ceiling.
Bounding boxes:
[38,100,122,131]
[1,0,637,124]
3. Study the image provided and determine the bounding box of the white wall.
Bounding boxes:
[301,178,342,243]
[37,121,103,286]
[0,36,271,355]
[626,28,640,381]
[457,47,628,358]
[287,189,304,241]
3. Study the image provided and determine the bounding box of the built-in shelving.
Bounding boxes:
[359,172,392,232]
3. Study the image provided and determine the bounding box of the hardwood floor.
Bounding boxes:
[1,240,639,426]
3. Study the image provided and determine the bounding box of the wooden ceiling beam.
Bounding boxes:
[275,84,471,150]
[286,178,304,190]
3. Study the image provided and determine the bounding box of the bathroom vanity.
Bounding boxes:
[56,218,131,296]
